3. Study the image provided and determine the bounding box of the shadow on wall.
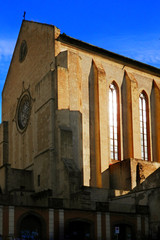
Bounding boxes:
[109,158,160,191]
[56,109,83,195]
[134,164,160,190]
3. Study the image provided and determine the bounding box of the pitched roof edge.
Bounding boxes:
[57,33,160,77]
[2,20,56,95]
[22,19,55,28]
[2,20,25,95]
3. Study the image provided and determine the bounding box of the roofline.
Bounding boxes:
[22,19,55,28]
[2,21,24,95]
[3,20,160,96]
[57,33,160,77]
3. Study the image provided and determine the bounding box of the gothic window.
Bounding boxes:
[139,92,150,160]
[109,82,120,160]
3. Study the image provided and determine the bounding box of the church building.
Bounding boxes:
[0,20,160,239]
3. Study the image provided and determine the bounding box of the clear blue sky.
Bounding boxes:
[1,0,160,120]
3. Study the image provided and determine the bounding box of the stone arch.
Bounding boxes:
[16,211,46,239]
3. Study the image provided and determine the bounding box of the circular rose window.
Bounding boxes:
[17,91,31,132]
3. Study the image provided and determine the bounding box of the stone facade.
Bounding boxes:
[0,20,160,239]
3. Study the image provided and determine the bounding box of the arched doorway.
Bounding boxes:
[113,224,133,240]
[65,219,93,240]
[19,214,43,239]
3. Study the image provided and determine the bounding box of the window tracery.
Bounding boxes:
[109,82,119,160]
[139,92,149,160]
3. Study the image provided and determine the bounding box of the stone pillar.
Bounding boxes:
[97,212,102,240]
[89,60,108,188]
[9,206,14,236]
[151,80,160,162]
[49,209,54,240]
[0,121,8,166]
[56,50,84,186]
[57,51,69,110]
[105,213,110,240]
[122,71,141,159]
[59,209,64,240]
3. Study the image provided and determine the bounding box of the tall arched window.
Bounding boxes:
[139,92,150,160]
[109,82,120,160]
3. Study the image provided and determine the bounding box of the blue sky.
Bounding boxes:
[1,0,160,119]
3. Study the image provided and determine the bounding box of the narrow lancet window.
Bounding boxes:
[139,92,149,160]
[109,83,118,160]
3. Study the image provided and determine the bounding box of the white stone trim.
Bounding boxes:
[105,213,110,240]
[59,209,64,240]
[0,206,3,236]
[137,215,141,231]
[97,212,101,240]
[137,214,141,239]
[9,206,14,235]
[49,209,54,240]
[145,216,149,237]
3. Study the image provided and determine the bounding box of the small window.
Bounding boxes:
[139,92,150,160]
